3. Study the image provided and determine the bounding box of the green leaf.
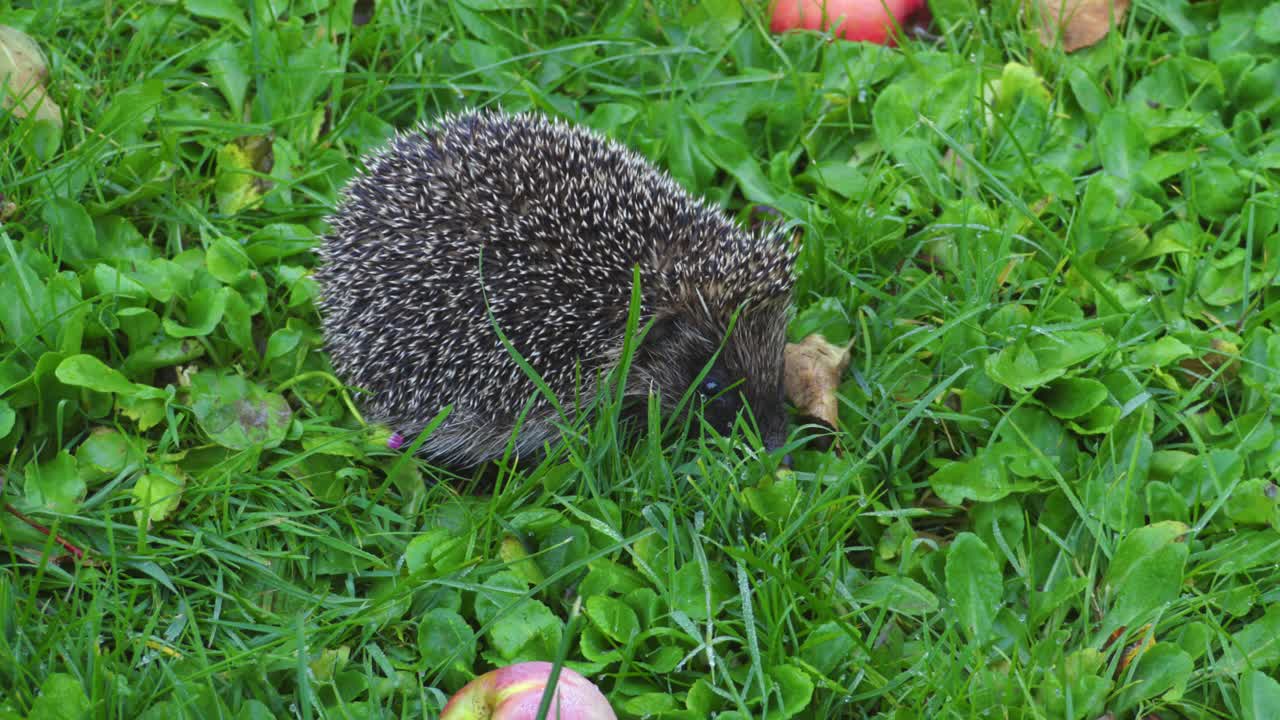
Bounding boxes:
[1097,109,1149,186]
[205,236,252,284]
[993,62,1051,119]
[123,338,204,375]
[850,576,939,617]
[264,328,302,363]
[769,665,814,719]
[683,0,743,45]
[686,679,720,716]
[476,586,562,661]
[24,451,85,514]
[163,287,229,338]
[535,525,589,584]
[620,694,678,716]
[1106,521,1187,591]
[1068,67,1107,121]
[1030,577,1088,625]
[27,673,90,720]
[671,562,733,622]
[95,80,163,141]
[985,341,1055,390]
[1066,404,1120,436]
[929,450,1018,505]
[1173,448,1244,501]
[0,399,13,440]
[118,395,166,431]
[1225,479,1280,526]
[417,608,475,677]
[1223,605,1280,675]
[128,258,190,303]
[76,428,139,479]
[188,370,292,450]
[245,223,318,264]
[801,161,867,199]
[987,331,1110,391]
[403,529,465,575]
[1040,649,1111,720]
[585,103,637,137]
[585,594,640,644]
[699,137,804,219]
[744,473,800,524]
[995,416,1067,478]
[1241,670,1280,720]
[55,354,165,399]
[788,297,853,345]
[132,468,185,527]
[205,40,249,112]
[1257,2,1280,40]
[973,498,1026,564]
[872,83,914,152]
[184,0,250,33]
[41,198,96,269]
[1114,643,1194,710]
[1036,377,1109,420]
[498,536,545,587]
[579,624,623,664]
[91,264,150,302]
[1131,336,1194,367]
[1103,522,1190,635]
[946,533,1002,644]
[1188,160,1246,221]
[639,644,682,674]
[0,245,49,348]
[1037,331,1110,372]
[456,0,537,9]
[800,621,855,677]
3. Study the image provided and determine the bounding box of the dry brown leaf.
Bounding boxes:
[1177,337,1240,385]
[0,25,61,126]
[784,334,851,430]
[1030,0,1129,52]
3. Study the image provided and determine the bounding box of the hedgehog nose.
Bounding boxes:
[761,426,790,465]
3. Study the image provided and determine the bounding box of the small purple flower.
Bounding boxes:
[387,432,406,450]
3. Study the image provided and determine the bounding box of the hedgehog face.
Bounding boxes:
[636,299,789,451]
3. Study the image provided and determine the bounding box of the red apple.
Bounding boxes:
[770,0,926,45]
[440,662,617,720]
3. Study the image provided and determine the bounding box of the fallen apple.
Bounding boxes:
[440,662,617,720]
[769,0,926,45]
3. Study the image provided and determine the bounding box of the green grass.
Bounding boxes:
[3,0,1280,717]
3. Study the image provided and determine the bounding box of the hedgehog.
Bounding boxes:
[315,110,796,466]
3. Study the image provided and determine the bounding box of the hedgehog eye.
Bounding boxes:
[698,377,722,397]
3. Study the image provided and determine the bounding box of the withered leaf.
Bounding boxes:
[0,24,62,126]
[1030,0,1130,53]
[784,334,851,430]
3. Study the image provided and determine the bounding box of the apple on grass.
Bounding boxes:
[440,662,617,720]
[770,0,927,45]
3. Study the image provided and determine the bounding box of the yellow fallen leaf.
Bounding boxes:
[1030,0,1129,52]
[0,24,62,126]
[132,466,187,528]
[215,136,274,215]
[783,334,851,430]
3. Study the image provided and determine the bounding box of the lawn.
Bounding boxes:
[2,0,1280,718]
